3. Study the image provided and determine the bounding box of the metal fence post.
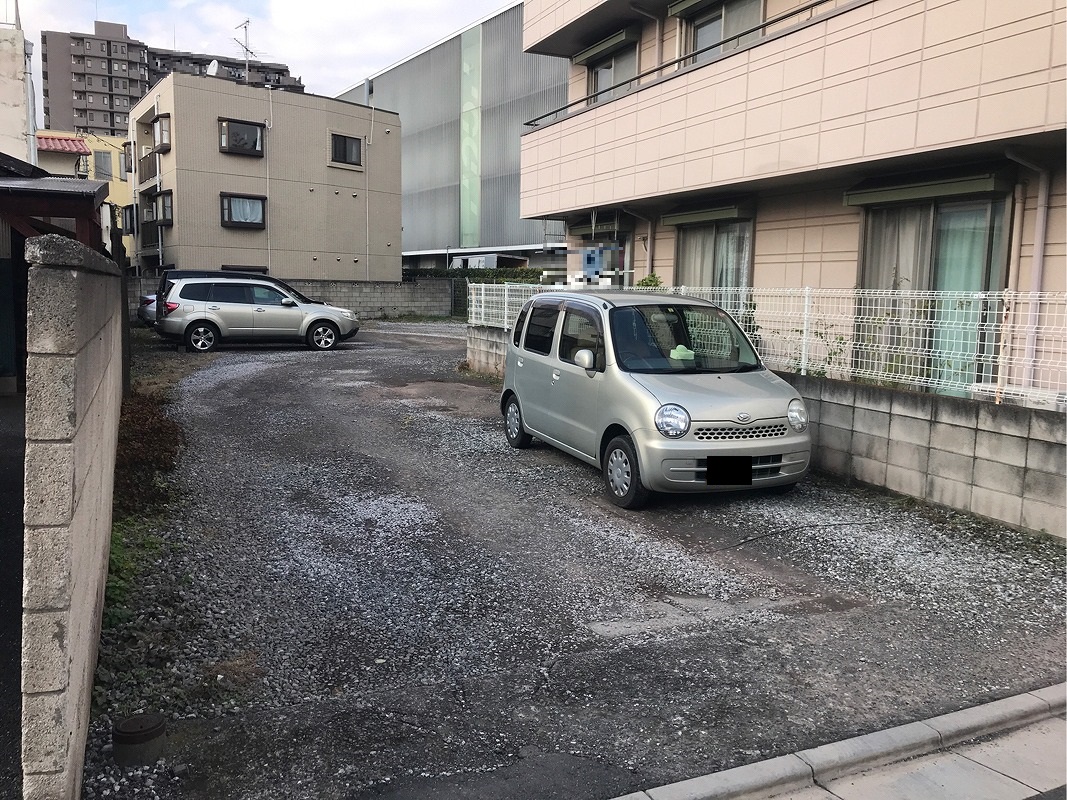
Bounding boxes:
[800,286,812,376]
[504,283,510,330]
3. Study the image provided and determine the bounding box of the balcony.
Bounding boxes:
[520,0,1066,219]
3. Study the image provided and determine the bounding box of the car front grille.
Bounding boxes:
[692,423,788,441]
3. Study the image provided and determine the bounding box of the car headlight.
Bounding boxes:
[788,398,808,432]
[655,404,691,438]
[340,310,354,320]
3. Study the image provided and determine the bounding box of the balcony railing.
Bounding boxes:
[525,0,859,127]
[137,152,157,183]
[469,283,1067,409]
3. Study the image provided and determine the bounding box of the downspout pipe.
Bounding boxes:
[1005,149,1050,388]
[630,3,662,77]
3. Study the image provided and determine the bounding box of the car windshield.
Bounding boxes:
[610,304,762,373]
[267,278,312,303]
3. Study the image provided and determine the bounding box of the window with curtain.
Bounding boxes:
[859,198,1008,395]
[676,220,752,290]
[220,194,266,229]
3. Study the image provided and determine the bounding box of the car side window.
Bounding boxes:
[512,304,530,347]
[209,283,251,304]
[559,306,604,369]
[522,302,561,356]
[178,283,210,301]
[252,285,286,305]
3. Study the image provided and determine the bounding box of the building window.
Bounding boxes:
[220,193,266,229]
[588,45,637,103]
[86,76,92,86]
[154,192,173,225]
[219,119,265,156]
[153,115,171,150]
[330,133,362,166]
[676,220,752,288]
[122,204,136,233]
[100,42,106,52]
[857,196,1009,395]
[119,150,128,179]
[674,0,762,64]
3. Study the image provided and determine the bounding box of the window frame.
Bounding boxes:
[328,131,363,169]
[587,43,638,105]
[220,193,267,230]
[219,118,266,157]
[522,300,563,357]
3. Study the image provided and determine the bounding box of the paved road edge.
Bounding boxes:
[613,682,1067,800]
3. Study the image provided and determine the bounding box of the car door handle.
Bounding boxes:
[516,358,523,367]
[208,305,220,310]
[552,369,561,381]
[254,307,266,312]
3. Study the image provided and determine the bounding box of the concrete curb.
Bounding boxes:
[614,682,1067,800]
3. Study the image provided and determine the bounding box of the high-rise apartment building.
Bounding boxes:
[41,21,304,139]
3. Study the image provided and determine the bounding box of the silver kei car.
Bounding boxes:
[500,291,811,509]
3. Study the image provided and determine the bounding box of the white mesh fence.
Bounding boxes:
[469,283,1067,407]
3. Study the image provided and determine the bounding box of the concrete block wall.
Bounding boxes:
[780,373,1066,538]
[126,277,455,322]
[467,325,1066,538]
[23,236,124,799]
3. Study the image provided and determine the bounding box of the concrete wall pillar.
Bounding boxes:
[23,235,123,799]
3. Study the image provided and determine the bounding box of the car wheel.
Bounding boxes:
[185,321,219,353]
[504,396,532,449]
[307,321,339,351]
[603,435,650,509]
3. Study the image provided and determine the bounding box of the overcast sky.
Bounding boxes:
[16,0,518,113]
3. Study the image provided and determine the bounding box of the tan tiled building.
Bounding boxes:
[520,0,1065,295]
[127,72,402,281]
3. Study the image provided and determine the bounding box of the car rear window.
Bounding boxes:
[178,283,210,301]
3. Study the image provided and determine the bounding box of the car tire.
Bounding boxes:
[603,434,650,510]
[185,321,219,353]
[307,321,339,351]
[504,396,533,449]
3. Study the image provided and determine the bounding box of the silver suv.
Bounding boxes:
[501,291,811,509]
[154,271,359,352]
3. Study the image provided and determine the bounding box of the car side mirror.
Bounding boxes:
[281,298,297,306]
[574,349,596,371]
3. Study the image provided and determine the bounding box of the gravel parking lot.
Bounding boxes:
[78,322,1065,800]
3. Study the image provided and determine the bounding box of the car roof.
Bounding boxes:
[531,290,718,309]
[164,270,283,283]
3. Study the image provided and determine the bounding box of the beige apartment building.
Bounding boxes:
[128,72,402,281]
[520,0,1065,297]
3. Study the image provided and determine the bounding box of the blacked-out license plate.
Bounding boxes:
[706,456,752,486]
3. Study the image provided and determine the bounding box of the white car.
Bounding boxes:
[501,291,811,508]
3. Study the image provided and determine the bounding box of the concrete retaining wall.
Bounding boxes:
[127,276,455,321]
[467,325,1066,538]
[23,236,123,799]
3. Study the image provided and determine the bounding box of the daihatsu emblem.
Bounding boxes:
[736,412,752,423]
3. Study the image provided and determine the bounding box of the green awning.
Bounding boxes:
[661,199,754,226]
[572,26,642,66]
[844,165,1016,206]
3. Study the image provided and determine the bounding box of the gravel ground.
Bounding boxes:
[78,323,1065,800]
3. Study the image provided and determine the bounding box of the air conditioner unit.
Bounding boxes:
[140,145,152,158]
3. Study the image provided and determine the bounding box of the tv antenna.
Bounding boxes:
[233,19,257,83]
